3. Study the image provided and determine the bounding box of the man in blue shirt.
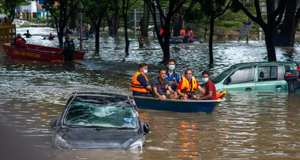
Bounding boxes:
[165,59,180,96]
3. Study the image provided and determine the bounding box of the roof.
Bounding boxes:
[231,61,297,68]
[71,92,132,106]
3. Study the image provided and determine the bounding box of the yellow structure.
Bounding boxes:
[0,16,16,44]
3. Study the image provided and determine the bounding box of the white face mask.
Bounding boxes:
[143,70,148,74]
[202,78,209,83]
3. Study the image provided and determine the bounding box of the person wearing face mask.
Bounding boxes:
[152,69,177,99]
[195,71,217,100]
[177,69,205,99]
[166,59,181,93]
[130,63,153,97]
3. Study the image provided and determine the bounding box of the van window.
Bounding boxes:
[225,66,254,84]
[284,65,291,71]
[258,66,279,81]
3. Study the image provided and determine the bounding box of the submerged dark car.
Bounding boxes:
[50,92,150,150]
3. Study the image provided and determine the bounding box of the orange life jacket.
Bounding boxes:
[180,76,198,95]
[188,30,193,37]
[216,90,226,100]
[130,72,149,93]
[160,29,164,36]
[180,29,185,36]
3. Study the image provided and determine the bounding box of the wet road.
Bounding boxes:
[0,27,300,159]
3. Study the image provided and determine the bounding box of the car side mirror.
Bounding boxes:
[259,72,264,78]
[50,119,57,129]
[143,123,150,135]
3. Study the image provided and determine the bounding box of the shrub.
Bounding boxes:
[28,18,38,23]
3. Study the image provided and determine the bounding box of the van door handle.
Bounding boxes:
[245,87,252,91]
[276,85,282,89]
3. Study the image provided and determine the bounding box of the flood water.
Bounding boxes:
[0,27,300,159]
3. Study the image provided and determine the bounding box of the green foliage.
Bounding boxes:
[40,17,48,23]
[28,18,38,23]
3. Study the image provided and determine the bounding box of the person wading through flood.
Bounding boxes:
[177,69,205,100]
[61,35,75,61]
[194,71,217,100]
[130,63,152,97]
[152,69,177,99]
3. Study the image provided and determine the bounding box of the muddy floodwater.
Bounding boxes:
[0,27,300,159]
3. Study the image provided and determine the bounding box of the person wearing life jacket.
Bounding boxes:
[180,28,185,37]
[159,29,164,36]
[195,71,217,100]
[49,33,54,40]
[177,69,205,100]
[187,28,193,41]
[15,34,27,48]
[131,63,152,97]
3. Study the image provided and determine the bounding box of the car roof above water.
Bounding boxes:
[70,92,131,105]
[231,61,297,68]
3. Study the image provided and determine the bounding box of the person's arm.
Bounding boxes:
[137,75,152,92]
[198,91,212,100]
[168,86,175,94]
[177,81,187,97]
[153,87,163,98]
[198,86,205,94]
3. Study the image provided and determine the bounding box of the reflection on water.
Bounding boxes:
[0,27,300,159]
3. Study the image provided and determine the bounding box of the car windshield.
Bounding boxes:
[212,66,235,83]
[64,102,137,128]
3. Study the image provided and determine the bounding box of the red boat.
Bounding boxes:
[2,43,84,62]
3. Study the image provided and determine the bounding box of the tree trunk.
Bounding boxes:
[95,25,100,54]
[264,28,277,61]
[140,0,150,37]
[162,17,171,62]
[124,12,130,57]
[69,1,77,30]
[58,26,64,48]
[273,1,298,46]
[172,4,184,37]
[107,7,119,36]
[209,14,214,65]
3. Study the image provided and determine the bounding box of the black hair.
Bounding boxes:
[185,68,193,75]
[202,71,210,76]
[167,59,176,64]
[158,68,166,74]
[139,63,148,69]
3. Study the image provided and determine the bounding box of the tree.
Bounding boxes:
[2,0,29,24]
[83,0,110,54]
[273,0,300,46]
[232,0,287,61]
[147,0,186,63]
[140,0,151,37]
[43,0,79,48]
[198,0,232,65]
[172,0,198,36]
[106,0,120,36]
[120,0,139,56]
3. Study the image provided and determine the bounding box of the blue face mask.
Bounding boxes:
[202,78,209,83]
[143,70,148,74]
[187,74,192,79]
[168,65,175,70]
